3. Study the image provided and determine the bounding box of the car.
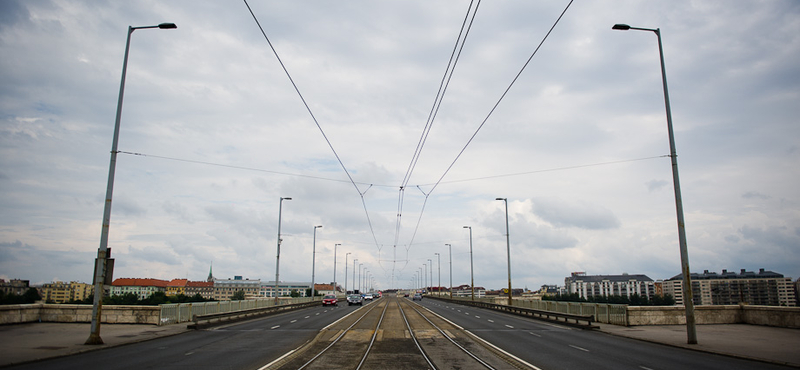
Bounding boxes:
[322,295,338,306]
[412,293,423,301]
[364,293,373,300]
[403,293,409,297]
[347,294,363,305]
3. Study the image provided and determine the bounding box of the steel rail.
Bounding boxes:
[356,300,391,370]
[296,301,383,370]
[406,299,496,369]
[396,300,437,370]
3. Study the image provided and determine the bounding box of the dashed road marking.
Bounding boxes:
[569,344,589,352]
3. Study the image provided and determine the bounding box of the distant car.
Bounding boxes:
[364,293,373,301]
[403,293,409,297]
[412,293,423,301]
[347,294,363,306]
[322,295,338,306]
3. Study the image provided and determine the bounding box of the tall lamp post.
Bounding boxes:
[311,225,322,299]
[612,23,696,344]
[496,198,512,306]
[274,197,292,304]
[446,244,453,299]
[86,22,177,346]
[353,259,358,293]
[464,226,475,301]
[334,243,340,296]
[345,252,351,294]
[434,253,441,297]
[428,259,433,295]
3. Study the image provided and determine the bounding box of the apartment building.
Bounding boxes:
[38,281,94,303]
[110,278,169,300]
[213,276,261,300]
[662,268,797,306]
[260,281,313,298]
[565,272,655,300]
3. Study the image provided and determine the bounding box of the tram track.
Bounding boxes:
[268,296,528,370]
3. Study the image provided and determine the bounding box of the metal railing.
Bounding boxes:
[159,297,315,326]
[444,296,628,326]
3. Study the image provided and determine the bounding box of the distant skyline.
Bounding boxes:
[1,1,798,291]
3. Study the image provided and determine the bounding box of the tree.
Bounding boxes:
[290,289,301,298]
[230,290,246,301]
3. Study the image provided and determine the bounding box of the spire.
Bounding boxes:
[207,262,214,282]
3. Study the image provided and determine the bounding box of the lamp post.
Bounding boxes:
[353,259,358,293]
[358,264,363,293]
[496,198,512,306]
[464,226,474,301]
[334,243,340,296]
[434,253,441,297]
[612,23,696,345]
[274,197,292,304]
[428,259,433,296]
[345,252,351,294]
[311,225,322,299]
[446,243,453,299]
[86,22,177,346]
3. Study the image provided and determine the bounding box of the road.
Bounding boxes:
[417,297,793,370]
[5,296,796,370]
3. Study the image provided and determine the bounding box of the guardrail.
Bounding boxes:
[188,299,323,329]
[159,297,317,326]
[431,297,597,329]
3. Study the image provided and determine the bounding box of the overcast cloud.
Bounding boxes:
[1,0,798,292]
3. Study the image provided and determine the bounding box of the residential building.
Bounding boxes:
[39,281,93,303]
[260,281,312,298]
[450,284,486,298]
[662,268,797,306]
[166,279,189,296]
[0,279,30,296]
[186,281,214,300]
[314,284,335,296]
[213,276,261,300]
[110,278,169,300]
[565,272,655,300]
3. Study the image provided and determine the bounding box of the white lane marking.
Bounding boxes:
[270,325,280,330]
[488,319,494,323]
[505,325,514,329]
[185,351,195,356]
[315,313,320,315]
[475,316,480,319]
[304,316,310,319]
[569,344,589,352]
[290,320,297,323]
[639,367,655,370]
[528,332,542,337]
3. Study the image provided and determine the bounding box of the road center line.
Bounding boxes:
[290,320,297,323]
[569,344,589,352]
[505,325,514,329]
[528,332,542,337]
[270,325,280,330]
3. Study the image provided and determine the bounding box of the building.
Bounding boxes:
[185,281,214,300]
[166,279,189,296]
[213,276,261,300]
[260,281,312,298]
[662,268,797,306]
[0,279,30,296]
[110,278,169,300]
[451,284,487,298]
[314,284,336,296]
[39,281,93,303]
[565,272,655,300]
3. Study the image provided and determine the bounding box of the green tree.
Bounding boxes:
[290,289,301,298]
[230,290,246,301]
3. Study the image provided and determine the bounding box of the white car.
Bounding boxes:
[363,293,373,300]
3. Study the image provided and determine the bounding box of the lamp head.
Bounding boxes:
[158,23,177,29]
[612,24,631,30]
[496,197,506,201]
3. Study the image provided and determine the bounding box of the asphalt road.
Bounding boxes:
[5,301,368,370]
[417,298,795,370]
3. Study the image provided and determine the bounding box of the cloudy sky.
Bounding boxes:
[1,0,798,292]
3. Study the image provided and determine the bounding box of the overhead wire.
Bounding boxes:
[244,0,381,249]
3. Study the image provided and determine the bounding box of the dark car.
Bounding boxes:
[347,294,363,305]
[322,295,338,306]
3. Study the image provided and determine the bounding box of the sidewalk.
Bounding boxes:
[0,322,189,367]
[597,323,800,368]
[0,322,798,368]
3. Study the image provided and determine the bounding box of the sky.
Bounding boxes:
[1,0,798,293]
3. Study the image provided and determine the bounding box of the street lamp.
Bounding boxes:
[345,252,351,294]
[428,259,433,296]
[353,259,358,293]
[612,23,697,345]
[464,226,475,301]
[496,198,512,306]
[435,253,441,297]
[86,22,177,346]
[446,244,453,299]
[311,225,322,299]
[274,197,292,304]
[358,263,363,293]
[334,243,341,296]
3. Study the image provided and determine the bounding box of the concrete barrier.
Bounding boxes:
[0,304,160,325]
[626,304,800,327]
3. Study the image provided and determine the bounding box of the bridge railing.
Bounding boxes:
[443,296,628,326]
[159,297,315,326]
